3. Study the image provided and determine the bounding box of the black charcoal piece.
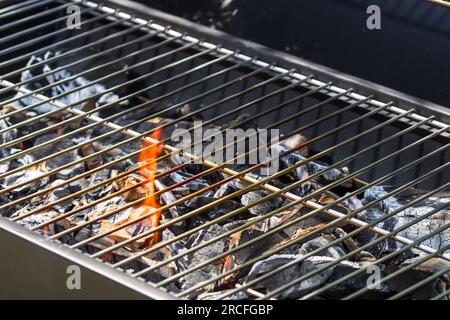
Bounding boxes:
[181,225,228,292]
[2,170,49,198]
[241,190,283,216]
[299,236,346,259]
[213,179,241,199]
[245,254,332,299]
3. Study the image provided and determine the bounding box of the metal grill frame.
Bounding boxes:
[0,0,449,300]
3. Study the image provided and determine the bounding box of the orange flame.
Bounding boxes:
[138,127,163,244]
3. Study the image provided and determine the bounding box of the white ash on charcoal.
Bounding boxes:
[154,179,184,232]
[2,169,49,200]
[161,228,190,271]
[10,51,118,115]
[392,195,450,256]
[240,190,284,216]
[87,168,114,199]
[167,171,210,194]
[180,224,229,295]
[244,254,390,299]
[0,112,30,174]
[45,179,87,212]
[354,186,450,257]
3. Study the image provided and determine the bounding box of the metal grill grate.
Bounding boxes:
[0,0,449,300]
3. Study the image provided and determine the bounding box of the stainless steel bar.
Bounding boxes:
[176,133,448,297]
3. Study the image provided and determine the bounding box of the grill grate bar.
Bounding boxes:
[0,0,44,16]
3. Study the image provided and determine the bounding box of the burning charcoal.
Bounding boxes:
[343,195,365,213]
[387,257,450,299]
[161,228,190,271]
[267,204,329,238]
[392,201,450,256]
[244,254,333,299]
[246,254,388,299]
[241,190,283,216]
[299,235,346,259]
[220,221,284,286]
[274,144,346,183]
[139,248,180,283]
[213,179,241,198]
[11,51,118,115]
[112,174,147,202]
[0,116,22,174]
[356,186,402,254]
[313,256,390,299]
[88,168,112,199]
[154,179,182,222]
[181,224,228,293]
[99,205,159,250]
[2,170,49,198]
[333,227,376,262]
[47,179,85,211]
[170,171,210,189]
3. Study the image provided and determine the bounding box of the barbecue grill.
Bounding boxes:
[0,0,449,300]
